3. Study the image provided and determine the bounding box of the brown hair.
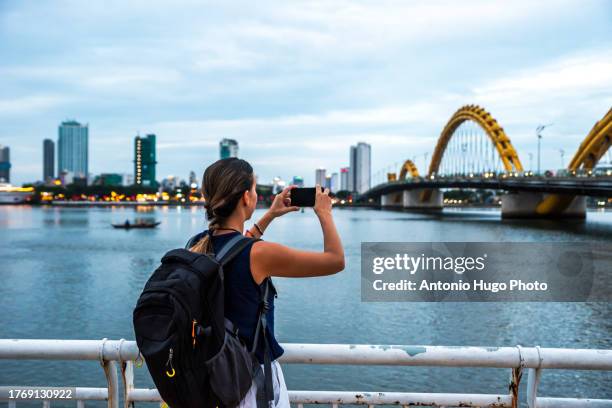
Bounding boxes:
[190,158,255,254]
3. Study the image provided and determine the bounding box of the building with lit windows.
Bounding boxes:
[134,134,157,186]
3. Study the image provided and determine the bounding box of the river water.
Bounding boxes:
[1,205,611,405]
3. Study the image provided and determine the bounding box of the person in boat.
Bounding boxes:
[124,220,130,228]
[188,157,345,408]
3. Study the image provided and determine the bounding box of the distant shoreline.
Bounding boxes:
[3,201,609,211]
[47,201,206,207]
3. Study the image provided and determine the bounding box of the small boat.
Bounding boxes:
[112,221,161,229]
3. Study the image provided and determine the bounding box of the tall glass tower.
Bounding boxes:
[0,145,10,183]
[43,139,55,181]
[349,142,371,194]
[219,138,239,159]
[134,134,157,186]
[58,120,88,179]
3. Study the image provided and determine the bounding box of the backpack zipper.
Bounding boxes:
[165,347,176,378]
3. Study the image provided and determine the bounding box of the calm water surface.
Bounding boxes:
[1,205,611,406]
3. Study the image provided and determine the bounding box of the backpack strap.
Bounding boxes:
[215,235,258,266]
[252,278,275,408]
[184,231,257,265]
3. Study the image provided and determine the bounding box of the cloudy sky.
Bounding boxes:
[1,0,611,185]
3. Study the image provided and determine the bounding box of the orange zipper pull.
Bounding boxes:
[192,319,196,348]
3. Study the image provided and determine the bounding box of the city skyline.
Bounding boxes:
[1,1,611,185]
[12,126,366,188]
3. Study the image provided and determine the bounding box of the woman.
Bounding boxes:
[188,157,345,408]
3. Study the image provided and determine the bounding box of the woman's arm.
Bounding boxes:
[250,185,345,283]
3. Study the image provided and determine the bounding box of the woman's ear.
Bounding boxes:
[242,190,251,206]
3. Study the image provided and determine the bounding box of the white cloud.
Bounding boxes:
[1,0,611,184]
[474,50,612,102]
[0,95,72,116]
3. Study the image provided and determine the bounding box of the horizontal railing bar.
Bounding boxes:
[536,397,612,408]
[127,389,161,402]
[3,386,611,407]
[536,348,612,370]
[0,340,131,361]
[0,387,108,400]
[2,340,612,370]
[287,391,512,407]
[128,389,512,407]
[279,344,612,370]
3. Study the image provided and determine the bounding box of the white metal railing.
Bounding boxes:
[1,339,612,408]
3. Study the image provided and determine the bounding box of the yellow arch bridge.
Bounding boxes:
[362,105,612,218]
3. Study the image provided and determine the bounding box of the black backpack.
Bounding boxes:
[132,234,276,408]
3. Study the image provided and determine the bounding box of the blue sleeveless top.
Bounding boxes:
[192,230,284,364]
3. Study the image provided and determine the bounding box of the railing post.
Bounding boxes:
[526,368,542,408]
[121,360,135,408]
[526,345,543,408]
[509,345,525,408]
[102,361,119,408]
[117,338,135,408]
[99,338,119,408]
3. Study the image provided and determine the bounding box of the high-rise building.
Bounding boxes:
[59,170,73,185]
[330,172,339,193]
[43,139,55,182]
[340,167,349,191]
[220,139,239,159]
[58,120,88,179]
[134,134,157,186]
[122,174,134,186]
[272,176,286,194]
[291,176,304,187]
[348,146,356,192]
[161,176,179,191]
[0,145,10,183]
[189,171,198,189]
[325,175,332,190]
[315,168,326,187]
[349,142,371,194]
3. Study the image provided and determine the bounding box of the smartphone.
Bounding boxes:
[290,187,316,207]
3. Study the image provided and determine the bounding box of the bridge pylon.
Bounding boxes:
[533,107,611,217]
[380,189,443,211]
[502,192,586,219]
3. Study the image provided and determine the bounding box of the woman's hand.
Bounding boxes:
[313,184,332,218]
[267,185,300,219]
[247,185,299,238]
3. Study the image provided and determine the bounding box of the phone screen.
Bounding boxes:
[290,187,316,207]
